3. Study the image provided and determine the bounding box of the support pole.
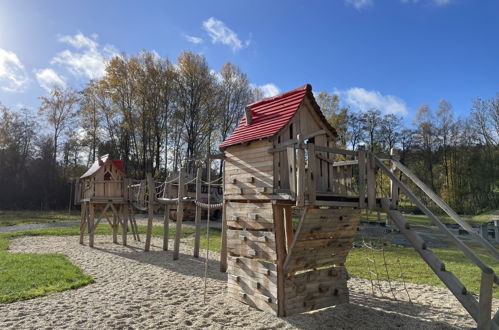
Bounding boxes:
[494,220,499,244]
[273,202,287,316]
[112,206,118,244]
[367,152,376,211]
[296,134,305,207]
[89,203,95,248]
[79,202,87,244]
[390,148,400,209]
[478,268,494,330]
[144,172,155,252]
[194,167,202,258]
[173,167,185,260]
[163,182,171,251]
[122,178,129,246]
[358,149,366,209]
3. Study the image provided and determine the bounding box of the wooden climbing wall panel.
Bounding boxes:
[285,207,360,273]
[226,200,278,314]
[284,267,349,315]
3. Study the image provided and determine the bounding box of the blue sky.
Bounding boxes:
[1,0,498,124]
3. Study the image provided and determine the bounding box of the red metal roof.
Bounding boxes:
[219,84,335,150]
[80,155,125,179]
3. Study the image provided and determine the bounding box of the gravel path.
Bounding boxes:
[0,235,495,329]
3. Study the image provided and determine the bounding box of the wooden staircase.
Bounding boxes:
[372,154,498,330]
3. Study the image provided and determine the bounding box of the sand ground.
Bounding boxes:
[0,235,496,329]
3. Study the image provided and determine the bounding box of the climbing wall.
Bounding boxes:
[283,207,360,315]
[226,201,279,314]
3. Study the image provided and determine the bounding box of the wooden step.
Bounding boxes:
[380,198,479,322]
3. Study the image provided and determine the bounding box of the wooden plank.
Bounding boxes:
[173,167,185,260]
[287,147,296,195]
[296,140,306,206]
[358,150,366,209]
[227,229,277,260]
[380,198,479,321]
[283,208,307,272]
[392,159,499,261]
[307,144,317,204]
[284,205,294,250]
[367,152,376,210]
[478,268,494,330]
[194,168,202,258]
[390,148,399,208]
[273,203,287,316]
[314,145,357,156]
[220,200,228,273]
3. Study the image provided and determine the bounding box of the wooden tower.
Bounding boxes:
[220,84,361,316]
[75,154,129,247]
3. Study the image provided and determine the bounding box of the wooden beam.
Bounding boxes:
[478,268,494,330]
[194,167,202,258]
[173,167,185,260]
[273,202,287,316]
[267,129,327,153]
[358,150,366,209]
[314,145,357,156]
[296,135,305,207]
[163,182,171,251]
[88,203,95,248]
[219,200,228,272]
[389,149,399,209]
[367,152,376,211]
[144,172,155,252]
[307,143,317,205]
[287,147,296,196]
[381,198,479,321]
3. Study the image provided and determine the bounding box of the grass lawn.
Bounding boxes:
[0,210,80,227]
[0,223,196,304]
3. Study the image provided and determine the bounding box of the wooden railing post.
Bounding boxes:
[478,267,494,330]
[287,146,296,196]
[307,143,316,205]
[367,152,376,211]
[144,172,155,252]
[358,148,366,209]
[296,134,305,207]
[193,167,202,258]
[390,148,400,209]
[173,167,185,260]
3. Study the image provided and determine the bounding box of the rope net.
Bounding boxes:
[360,211,413,303]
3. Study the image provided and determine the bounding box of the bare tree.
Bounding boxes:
[38,86,79,164]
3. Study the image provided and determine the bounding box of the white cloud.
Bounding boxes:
[251,83,281,98]
[35,68,66,91]
[345,0,373,9]
[183,34,203,44]
[341,87,408,115]
[52,33,118,80]
[0,48,29,92]
[202,17,247,52]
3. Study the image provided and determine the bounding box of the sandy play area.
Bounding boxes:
[0,235,496,329]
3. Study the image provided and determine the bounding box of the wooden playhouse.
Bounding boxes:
[219,84,362,316]
[75,154,130,247]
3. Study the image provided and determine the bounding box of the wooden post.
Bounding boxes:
[219,200,228,272]
[112,209,118,243]
[194,167,202,258]
[284,205,294,249]
[89,203,95,248]
[478,268,494,330]
[79,202,87,244]
[494,220,499,244]
[287,147,296,196]
[480,223,488,240]
[122,178,129,246]
[273,202,287,316]
[390,148,400,209]
[173,167,185,260]
[163,182,171,251]
[296,135,305,207]
[358,149,366,209]
[307,143,316,205]
[367,152,376,211]
[144,172,155,252]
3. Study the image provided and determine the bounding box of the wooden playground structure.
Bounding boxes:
[75,84,498,329]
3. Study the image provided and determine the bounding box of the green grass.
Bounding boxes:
[360,209,495,226]
[346,243,499,298]
[0,210,80,227]
[0,223,196,304]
